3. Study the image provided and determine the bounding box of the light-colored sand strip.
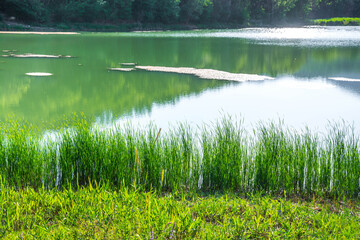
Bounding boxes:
[26,72,53,76]
[2,54,73,58]
[134,66,274,82]
[108,68,134,72]
[328,77,360,82]
[0,31,78,35]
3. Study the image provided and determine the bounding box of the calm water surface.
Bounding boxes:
[1,26,360,131]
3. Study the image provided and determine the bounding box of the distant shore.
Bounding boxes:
[1,19,359,33]
[0,20,319,33]
[0,21,245,32]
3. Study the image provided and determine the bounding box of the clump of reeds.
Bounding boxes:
[0,115,359,197]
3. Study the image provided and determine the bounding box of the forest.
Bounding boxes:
[0,0,360,26]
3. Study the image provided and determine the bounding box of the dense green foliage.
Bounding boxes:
[0,116,359,198]
[1,185,360,239]
[1,0,360,26]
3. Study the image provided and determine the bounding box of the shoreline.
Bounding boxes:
[0,31,79,34]
[0,20,311,33]
[1,17,359,33]
[0,23,358,35]
[1,18,358,33]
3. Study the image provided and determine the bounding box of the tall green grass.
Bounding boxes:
[0,116,359,197]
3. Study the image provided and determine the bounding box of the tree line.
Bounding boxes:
[1,0,360,25]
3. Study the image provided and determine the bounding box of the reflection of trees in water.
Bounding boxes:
[0,66,224,123]
[1,34,360,125]
[312,47,360,62]
[117,37,308,77]
[295,48,360,79]
[0,78,30,111]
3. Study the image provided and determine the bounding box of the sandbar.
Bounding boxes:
[328,77,360,82]
[0,31,78,35]
[134,66,274,82]
[2,53,73,58]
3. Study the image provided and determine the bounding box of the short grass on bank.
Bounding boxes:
[311,17,360,26]
[1,185,360,239]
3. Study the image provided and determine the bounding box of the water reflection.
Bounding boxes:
[114,76,360,132]
[121,26,360,47]
[0,69,224,123]
[0,28,360,130]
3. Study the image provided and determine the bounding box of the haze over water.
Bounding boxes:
[1,26,360,132]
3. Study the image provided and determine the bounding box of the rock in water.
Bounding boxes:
[26,72,53,76]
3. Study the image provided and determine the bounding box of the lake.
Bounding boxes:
[1,26,360,132]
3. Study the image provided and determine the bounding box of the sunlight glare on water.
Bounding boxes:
[112,76,360,133]
[123,26,360,47]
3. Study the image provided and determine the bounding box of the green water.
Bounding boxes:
[1,27,360,129]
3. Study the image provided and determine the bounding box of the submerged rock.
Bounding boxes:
[26,72,53,76]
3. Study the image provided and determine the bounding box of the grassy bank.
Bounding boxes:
[1,117,360,238]
[311,17,360,26]
[4,19,360,33]
[0,116,359,198]
[1,185,359,239]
